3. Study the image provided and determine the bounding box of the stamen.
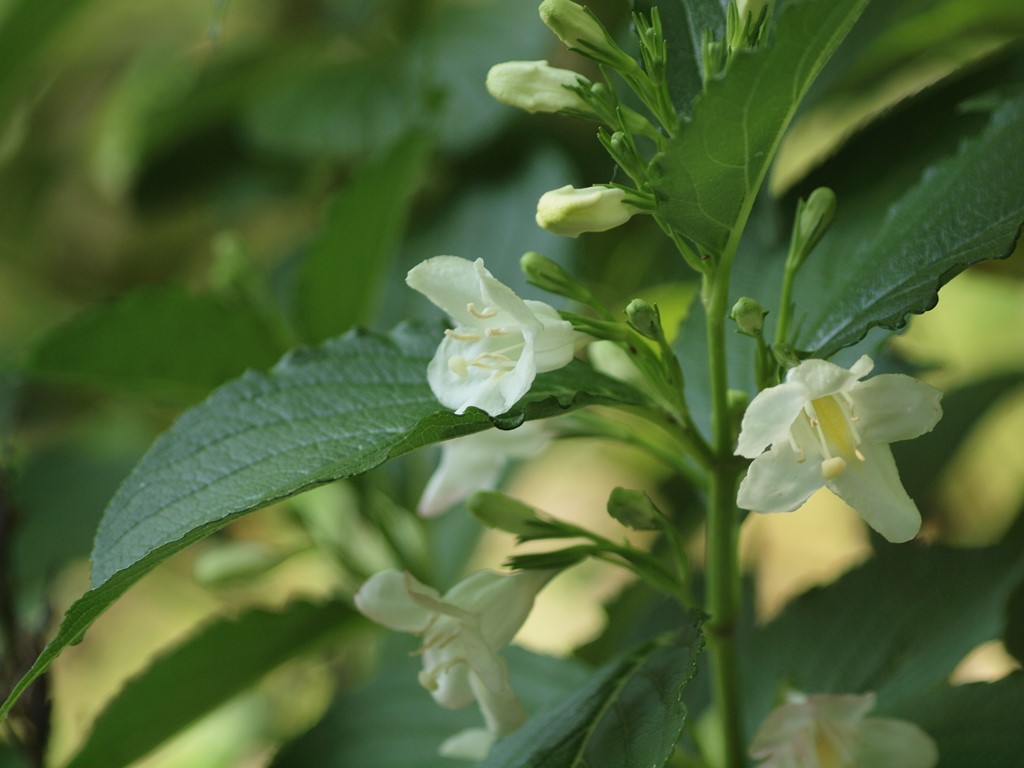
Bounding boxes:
[855,447,866,461]
[485,327,510,337]
[788,430,806,463]
[806,402,835,460]
[445,329,482,342]
[467,302,498,319]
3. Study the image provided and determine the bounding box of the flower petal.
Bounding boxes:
[426,335,532,416]
[826,441,921,543]
[407,256,539,331]
[849,374,942,444]
[468,666,527,736]
[353,570,436,632]
[736,382,809,458]
[439,728,496,761]
[787,357,866,399]
[524,299,577,372]
[854,719,939,768]
[421,647,476,709]
[737,441,823,513]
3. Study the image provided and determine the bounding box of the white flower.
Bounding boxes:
[539,0,611,53]
[750,691,939,768]
[419,422,552,518]
[486,60,592,115]
[736,355,942,543]
[354,569,553,753]
[407,256,576,417]
[536,185,642,237]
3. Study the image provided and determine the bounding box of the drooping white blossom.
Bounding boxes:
[736,355,942,542]
[535,185,642,237]
[354,569,553,756]
[407,256,576,417]
[750,691,939,768]
[419,422,552,518]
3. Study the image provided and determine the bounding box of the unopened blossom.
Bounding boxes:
[419,421,552,518]
[486,60,592,115]
[540,0,611,55]
[354,569,553,756]
[750,691,938,768]
[536,185,642,237]
[407,256,576,417]
[736,355,942,543]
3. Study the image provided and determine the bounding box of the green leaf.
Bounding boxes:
[743,519,1024,738]
[636,0,725,117]
[272,640,592,768]
[652,0,871,255]
[898,675,1024,768]
[0,324,642,723]
[794,94,1024,357]
[28,286,286,402]
[296,133,430,343]
[63,599,356,768]
[481,629,703,768]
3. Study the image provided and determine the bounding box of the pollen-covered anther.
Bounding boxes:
[485,327,511,337]
[448,355,470,377]
[467,303,498,319]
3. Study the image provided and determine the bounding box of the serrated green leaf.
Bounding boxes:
[28,286,286,402]
[793,94,1024,356]
[898,675,1024,768]
[272,639,592,768]
[481,629,702,768]
[63,599,356,768]
[652,0,871,255]
[296,133,430,343]
[0,324,642,724]
[743,519,1024,739]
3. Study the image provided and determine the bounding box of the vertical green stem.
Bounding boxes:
[702,222,747,767]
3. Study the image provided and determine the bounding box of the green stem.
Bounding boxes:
[703,229,747,768]
[773,260,798,350]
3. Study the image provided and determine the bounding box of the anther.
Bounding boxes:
[448,355,469,377]
[467,303,498,319]
[445,329,482,342]
[485,327,510,337]
[821,456,847,479]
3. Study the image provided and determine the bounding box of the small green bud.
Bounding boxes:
[625,298,662,341]
[468,491,545,536]
[486,60,593,115]
[730,297,767,336]
[536,184,643,237]
[792,187,837,266]
[607,487,663,531]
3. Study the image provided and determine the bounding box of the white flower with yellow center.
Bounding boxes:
[736,355,942,542]
[354,568,553,758]
[407,256,576,417]
[750,691,938,768]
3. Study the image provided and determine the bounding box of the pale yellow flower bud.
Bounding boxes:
[535,185,641,237]
[538,0,638,72]
[485,60,592,115]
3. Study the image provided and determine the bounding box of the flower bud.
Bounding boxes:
[468,491,546,536]
[486,60,592,115]
[736,0,771,24]
[539,0,638,72]
[792,187,837,267]
[607,487,663,531]
[536,185,641,237]
[625,298,662,341]
[730,297,767,336]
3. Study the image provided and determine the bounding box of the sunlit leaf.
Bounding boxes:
[64,600,356,768]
